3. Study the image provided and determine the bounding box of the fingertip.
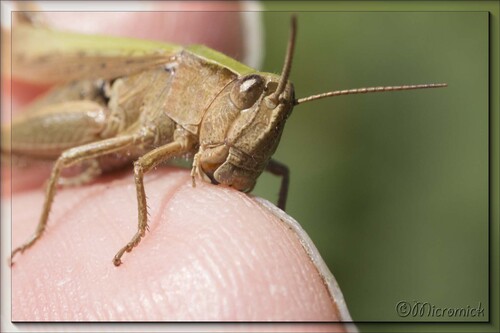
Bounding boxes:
[12,168,352,322]
[158,177,346,321]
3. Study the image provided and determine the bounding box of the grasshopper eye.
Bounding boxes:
[230,75,265,110]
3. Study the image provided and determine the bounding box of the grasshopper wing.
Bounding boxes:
[12,24,183,84]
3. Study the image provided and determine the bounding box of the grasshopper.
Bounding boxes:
[4,14,446,266]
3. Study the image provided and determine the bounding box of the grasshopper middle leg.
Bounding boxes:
[113,129,195,266]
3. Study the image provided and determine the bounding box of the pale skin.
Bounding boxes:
[4,7,348,325]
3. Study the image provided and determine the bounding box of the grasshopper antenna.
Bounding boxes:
[267,15,297,107]
[295,83,448,105]
[271,16,448,106]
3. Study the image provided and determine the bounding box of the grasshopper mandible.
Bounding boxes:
[4,15,446,266]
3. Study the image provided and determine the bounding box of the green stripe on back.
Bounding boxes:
[186,45,255,76]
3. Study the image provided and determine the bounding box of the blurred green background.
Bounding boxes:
[253,3,491,324]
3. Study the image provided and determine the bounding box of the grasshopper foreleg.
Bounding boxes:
[10,135,136,266]
[113,128,196,266]
[265,159,290,211]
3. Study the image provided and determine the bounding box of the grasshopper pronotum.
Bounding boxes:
[4,14,446,266]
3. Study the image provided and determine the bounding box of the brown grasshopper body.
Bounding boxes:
[7,49,293,187]
[5,16,445,266]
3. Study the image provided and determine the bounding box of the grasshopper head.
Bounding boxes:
[195,16,299,192]
[196,15,447,194]
[198,73,295,192]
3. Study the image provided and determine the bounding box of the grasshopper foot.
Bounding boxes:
[10,233,43,267]
[113,246,129,266]
[10,246,26,267]
[113,230,145,266]
[112,256,122,267]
